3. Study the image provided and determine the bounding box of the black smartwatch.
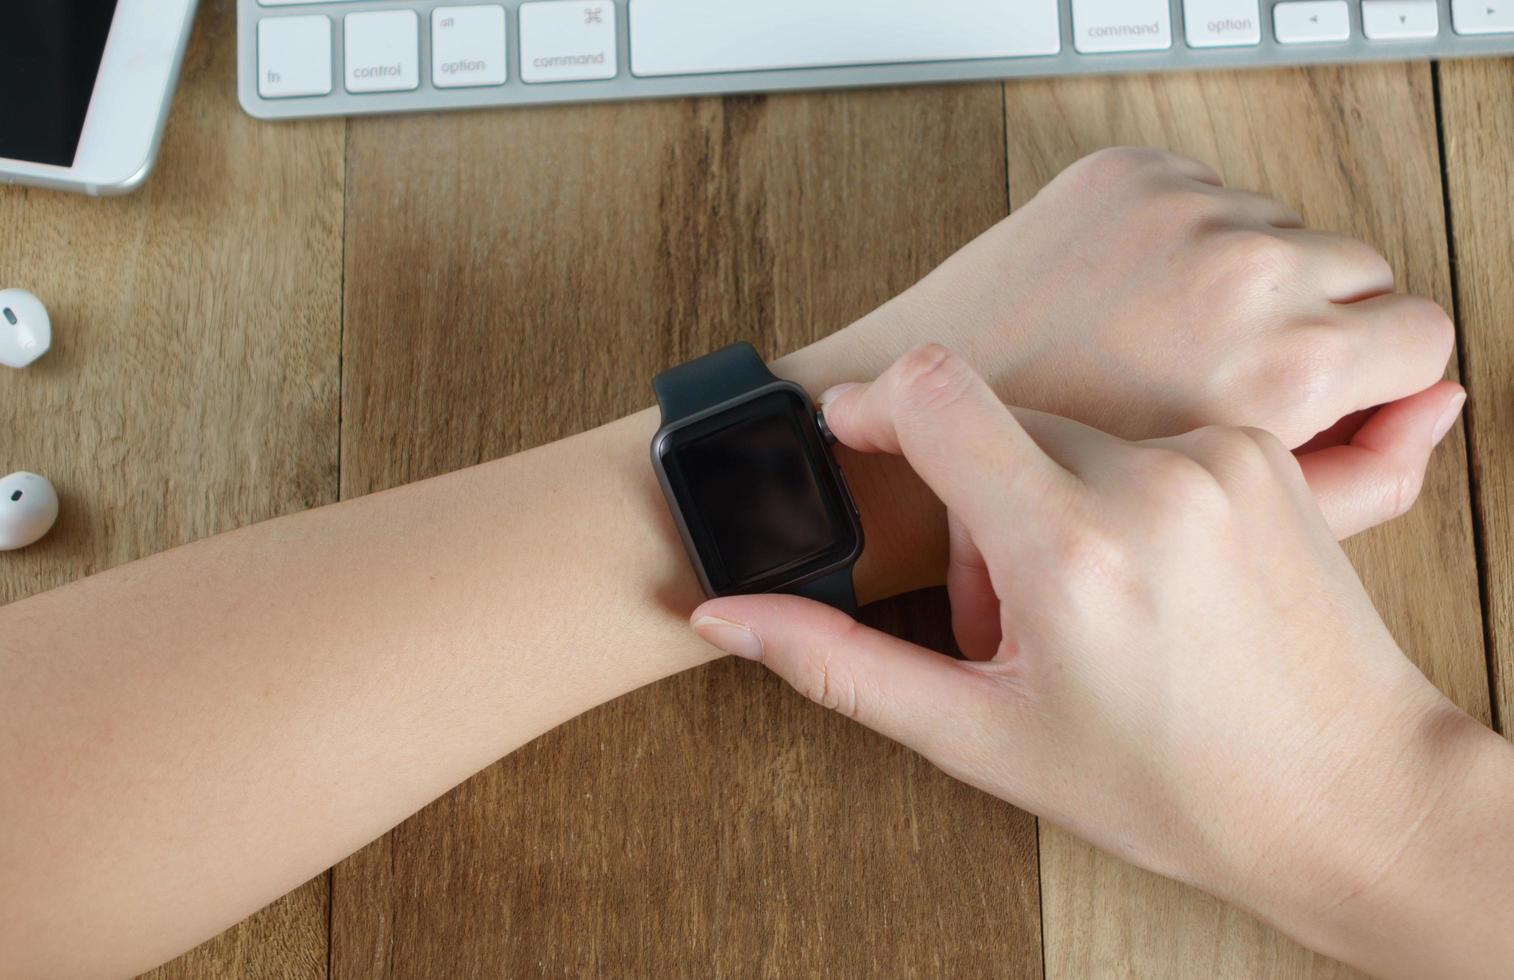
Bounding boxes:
[651,342,864,615]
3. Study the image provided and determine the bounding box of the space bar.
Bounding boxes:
[627,0,1062,78]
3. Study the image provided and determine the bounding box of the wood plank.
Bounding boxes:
[0,1,344,975]
[1002,64,1490,978]
[333,85,1043,977]
[1438,57,1514,737]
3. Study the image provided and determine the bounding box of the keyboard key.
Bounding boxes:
[237,0,1514,120]
[627,0,1060,77]
[344,9,419,93]
[520,1,618,83]
[1363,1,1440,38]
[1452,0,1514,33]
[432,6,508,88]
[1073,0,1172,53]
[1183,0,1262,48]
[257,16,332,98]
[1273,1,1351,43]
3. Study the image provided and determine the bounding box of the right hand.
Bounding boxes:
[825,146,1455,452]
[694,346,1501,978]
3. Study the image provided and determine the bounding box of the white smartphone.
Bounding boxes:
[0,0,200,196]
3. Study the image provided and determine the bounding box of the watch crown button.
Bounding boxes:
[816,409,838,446]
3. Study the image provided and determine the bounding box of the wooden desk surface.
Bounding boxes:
[3,2,1509,976]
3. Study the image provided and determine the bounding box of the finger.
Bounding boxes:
[1317,293,1456,417]
[1004,406,1131,480]
[1096,146,1222,186]
[1216,188,1305,228]
[1274,228,1396,302]
[819,344,1076,537]
[1297,381,1466,539]
[1296,408,1373,455]
[946,511,1002,661]
[692,594,999,755]
[1153,148,1223,186]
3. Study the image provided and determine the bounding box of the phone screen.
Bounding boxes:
[0,1,120,167]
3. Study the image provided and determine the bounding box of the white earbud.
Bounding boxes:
[0,291,61,548]
[0,472,59,551]
[0,288,52,368]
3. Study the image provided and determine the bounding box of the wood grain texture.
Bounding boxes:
[0,1,343,976]
[332,85,1045,978]
[1439,57,1514,738]
[8,10,1504,971]
[1003,64,1490,979]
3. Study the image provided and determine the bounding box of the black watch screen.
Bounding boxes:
[655,387,862,595]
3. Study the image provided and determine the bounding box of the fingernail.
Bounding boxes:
[817,382,862,409]
[1431,392,1467,446]
[693,615,764,661]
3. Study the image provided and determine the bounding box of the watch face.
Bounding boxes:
[656,386,862,595]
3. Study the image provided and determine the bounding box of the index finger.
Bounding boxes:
[819,345,1077,538]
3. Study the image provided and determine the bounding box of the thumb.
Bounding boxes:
[692,593,997,756]
[1297,380,1465,539]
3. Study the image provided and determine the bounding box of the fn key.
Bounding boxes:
[257,16,333,99]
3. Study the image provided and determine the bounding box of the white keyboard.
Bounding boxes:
[237,0,1514,120]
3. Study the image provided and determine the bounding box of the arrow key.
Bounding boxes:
[1452,0,1514,33]
[1363,1,1440,39]
[1274,1,1351,43]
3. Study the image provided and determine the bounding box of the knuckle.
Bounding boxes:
[1387,460,1427,520]
[1252,328,1353,417]
[796,632,864,719]
[891,343,976,414]
[1353,241,1395,284]
[1217,228,1302,281]
[1233,424,1291,462]
[1159,148,1221,181]
[1150,185,1220,227]
[1182,424,1254,458]
[1061,147,1163,198]
[1186,229,1304,316]
[1139,443,1233,509]
[1224,425,1297,483]
[1049,519,1131,589]
[1235,189,1303,227]
[1401,295,1457,361]
[1178,426,1294,501]
[1295,326,1356,381]
[1262,193,1305,225]
[1076,145,1154,181]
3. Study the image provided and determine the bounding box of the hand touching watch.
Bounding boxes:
[691,346,1506,980]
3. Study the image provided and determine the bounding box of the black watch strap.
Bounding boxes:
[653,342,859,617]
[790,567,859,617]
[653,342,778,423]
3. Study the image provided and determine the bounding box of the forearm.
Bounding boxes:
[1321,717,1514,980]
[1237,701,1514,980]
[0,330,948,978]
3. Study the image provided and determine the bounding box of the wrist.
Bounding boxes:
[1225,691,1514,978]
[637,321,1014,612]
[773,331,952,602]
[1327,714,1514,979]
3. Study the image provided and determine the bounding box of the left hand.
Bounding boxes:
[772,148,1461,596]
[797,147,1454,451]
